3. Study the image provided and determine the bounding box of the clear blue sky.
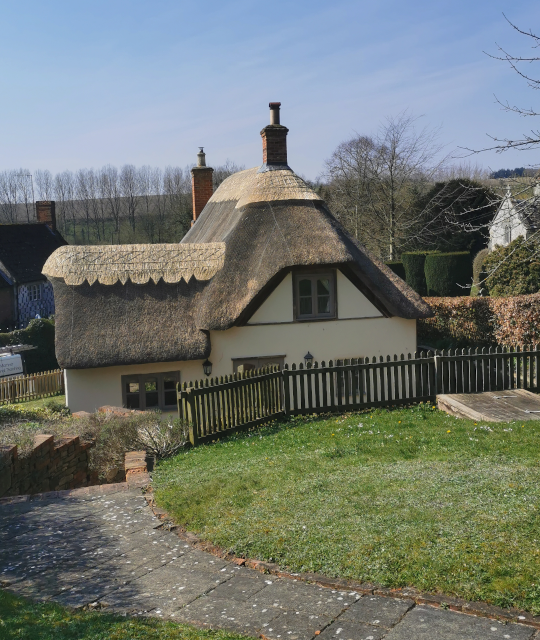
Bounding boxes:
[1,0,539,179]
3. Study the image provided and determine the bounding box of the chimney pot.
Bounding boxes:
[35,201,56,232]
[197,147,207,167]
[269,102,281,125]
[191,149,214,224]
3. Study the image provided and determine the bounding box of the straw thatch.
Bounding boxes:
[183,167,432,330]
[47,165,432,369]
[43,243,225,285]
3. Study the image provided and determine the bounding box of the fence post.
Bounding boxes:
[283,365,290,416]
[433,353,440,396]
[181,388,199,447]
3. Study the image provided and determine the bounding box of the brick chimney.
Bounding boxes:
[35,201,56,231]
[259,102,290,172]
[191,148,214,224]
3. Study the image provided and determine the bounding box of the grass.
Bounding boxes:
[6,394,66,410]
[153,403,540,614]
[0,590,251,640]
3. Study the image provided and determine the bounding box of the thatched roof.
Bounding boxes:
[183,167,432,330]
[43,243,225,285]
[47,165,431,369]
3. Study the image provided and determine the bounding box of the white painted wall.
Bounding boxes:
[489,197,527,249]
[247,270,382,324]
[65,315,416,413]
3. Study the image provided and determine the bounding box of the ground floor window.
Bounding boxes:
[121,371,180,411]
[232,355,285,374]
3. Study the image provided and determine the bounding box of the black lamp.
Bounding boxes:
[202,359,212,376]
[304,351,314,367]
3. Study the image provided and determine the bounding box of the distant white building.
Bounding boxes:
[489,184,540,250]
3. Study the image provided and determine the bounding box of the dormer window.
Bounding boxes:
[294,271,336,320]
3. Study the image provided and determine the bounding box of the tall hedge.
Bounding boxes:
[424,252,472,297]
[401,252,429,295]
[0,318,58,374]
[385,261,406,281]
[418,294,540,347]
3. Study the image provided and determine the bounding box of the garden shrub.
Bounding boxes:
[419,293,540,347]
[402,252,430,295]
[424,252,472,297]
[0,318,58,373]
[471,248,489,296]
[484,237,540,296]
[0,408,188,481]
[385,261,406,280]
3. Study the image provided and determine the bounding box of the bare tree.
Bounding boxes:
[120,164,140,232]
[100,165,122,236]
[16,170,34,222]
[464,16,540,155]
[322,112,447,260]
[0,171,19,223]
[54,171,76,237]
[213,160,245,189]
[34,169,53,200]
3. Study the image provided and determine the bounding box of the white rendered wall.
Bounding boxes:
[489,198,527,249]
[65,359,205,413]
[248,270,382,325]
[65,315,416,413]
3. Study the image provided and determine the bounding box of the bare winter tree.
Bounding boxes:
[213,160,245,189]
[464,16,540,155]
[54,171,76,237]
[34,169,53,200]
[322,112,447,260]
[120,164,141,232]
[0,171,19,223]
[16,171,34,222]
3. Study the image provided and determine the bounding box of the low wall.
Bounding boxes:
[0,434,97,498]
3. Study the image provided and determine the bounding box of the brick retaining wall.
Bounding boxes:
[0,434,97,498]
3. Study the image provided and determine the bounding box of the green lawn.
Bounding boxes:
[10,394,66,410]
[0,590,251,640]
[153,403,540,613]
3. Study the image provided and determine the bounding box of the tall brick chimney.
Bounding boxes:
[191,148,214,224]
[35,201,56,231]
[259,102,290,172]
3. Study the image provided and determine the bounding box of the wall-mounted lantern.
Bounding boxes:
[304,352,314,368]
[202,359,213,376]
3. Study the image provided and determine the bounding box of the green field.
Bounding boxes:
[153,404,540,613]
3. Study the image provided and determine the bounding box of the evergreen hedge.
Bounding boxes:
[385,261,406,280]
[424,252,472,297]
[401,252,429,295]
[0,319,58,374]
[484,237,540,296]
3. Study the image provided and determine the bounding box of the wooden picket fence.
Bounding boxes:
[178,367,283,446]
[178,345,540,446]
[0,369,64,405]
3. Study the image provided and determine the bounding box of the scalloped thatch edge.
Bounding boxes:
[42,243,226,285]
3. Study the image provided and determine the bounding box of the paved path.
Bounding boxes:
[0,486,537,640]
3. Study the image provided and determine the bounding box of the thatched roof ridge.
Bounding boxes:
[43,243,225,285]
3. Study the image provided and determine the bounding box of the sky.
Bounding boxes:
[1,0,540,181]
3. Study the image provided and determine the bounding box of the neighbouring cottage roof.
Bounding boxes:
[45,157,431,370]
[0,224,67,284]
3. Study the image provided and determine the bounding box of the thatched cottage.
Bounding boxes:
[43,103,432,413]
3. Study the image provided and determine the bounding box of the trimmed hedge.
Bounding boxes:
[385,261,406,280]
[424,252,472,297]
[418,293,540,347]
[402,252,429,295]
[0,318,58,374]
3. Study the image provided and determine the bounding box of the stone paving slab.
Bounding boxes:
[383,606,536,639]
[1,486,539,639]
